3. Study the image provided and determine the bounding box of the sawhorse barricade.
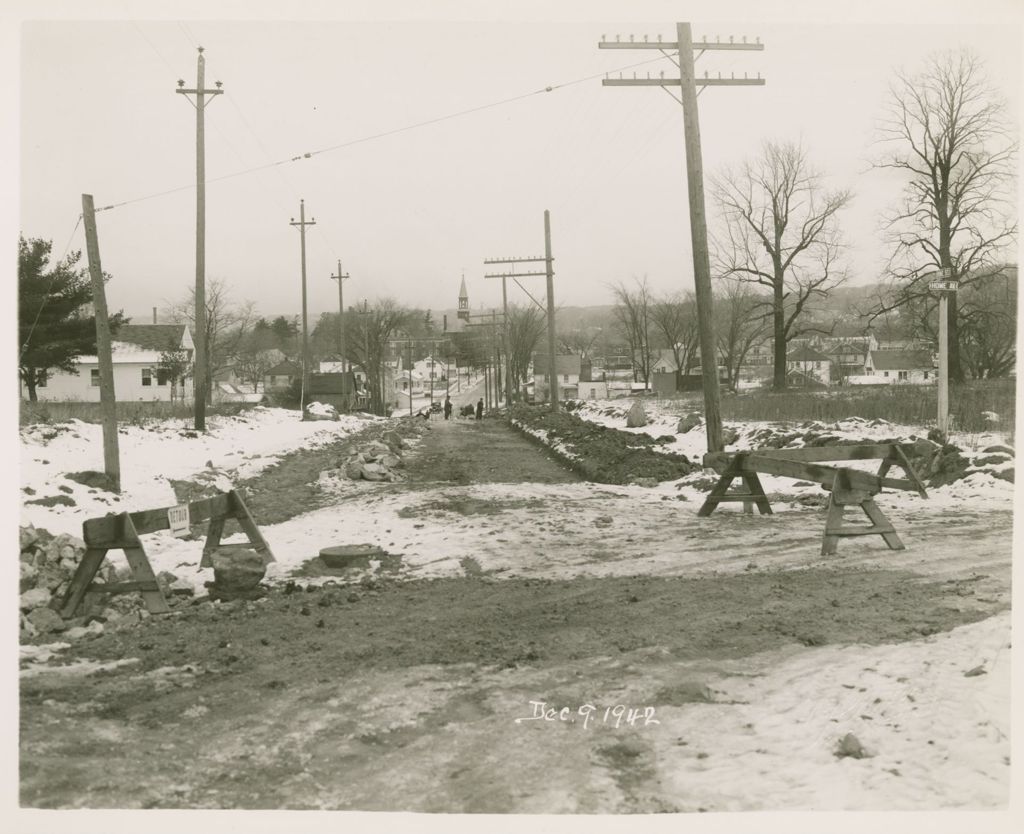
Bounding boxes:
[698,444,928,555]
[58,489,275,619]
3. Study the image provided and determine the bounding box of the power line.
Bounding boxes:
[94,54,672,216]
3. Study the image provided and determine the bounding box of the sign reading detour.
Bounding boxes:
[167,504,191,538]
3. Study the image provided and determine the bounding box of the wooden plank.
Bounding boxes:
[229,490,276,565]
[742,454,883,493]
[740,472,774,515]
[119,515,171,614]
[200,515,226,569]
[96,580,163,594]
[83,493,234,547]
[894,445,929,498]
[697,470,738,517]
[748,444,901,462]
[58,547,109,618]
[861,498,905,551]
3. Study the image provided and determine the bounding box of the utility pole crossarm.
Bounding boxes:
[598,38,763,50]
[483,256,549,264]
[602,78,765,87]
[484,272,548,279]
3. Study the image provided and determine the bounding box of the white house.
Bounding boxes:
[533,353,582,400]
[25,324,195,402]
[786,345,832,387]
[854,349,936,385]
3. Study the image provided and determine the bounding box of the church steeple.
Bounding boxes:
[457,272,469,320]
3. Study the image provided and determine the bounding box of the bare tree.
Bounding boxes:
[870,49,1017,382]
[507,304,547,400]
[956,266,1017,379]
[347,299,413,415]
[712,140,852,390]
[167,278,255,403]
[715,279,770,392]
[610,277,654,388]
[650,291,700,380]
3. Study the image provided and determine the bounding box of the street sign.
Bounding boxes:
[167,504,191,538]
[929,280,959,292]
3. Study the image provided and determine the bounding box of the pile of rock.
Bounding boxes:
[19,524,191,640]
[340,427,413,482]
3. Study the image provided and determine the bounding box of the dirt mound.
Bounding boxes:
[510,405,695,484]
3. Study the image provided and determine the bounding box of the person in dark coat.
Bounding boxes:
[443,394,452,420]
[475,398,484,421]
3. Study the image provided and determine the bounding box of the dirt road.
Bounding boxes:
[20,415,1013,811]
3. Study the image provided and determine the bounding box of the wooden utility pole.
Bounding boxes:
[930,268,959,436]
[330,260,350,372]
[600,24,764,452]
[176,47,223,432]
[484,212,557,410]
[544,211,559,411]
[290,200,316,415]
[81,195,120,492]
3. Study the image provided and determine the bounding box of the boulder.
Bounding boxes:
[211,547,266,598]
[20,614,37,639]
[20,525,39,551]
[27,606,66,634]
[982,445,1015,457]
[379,454,403,469]
[345,461,364,480]
[20,562,39,593]
[359,463,388,482]
[20,587,52,612]
[677,412,703,433]
[382,430,406,450]
[625,400,648,428]
[721,427,740,446]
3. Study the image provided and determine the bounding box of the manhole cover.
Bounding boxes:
[319,543,385,568]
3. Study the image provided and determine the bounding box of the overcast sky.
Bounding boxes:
[10,1,1023,326]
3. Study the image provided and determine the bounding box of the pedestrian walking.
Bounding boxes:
[475,398,484,421]
[443,394,452,420]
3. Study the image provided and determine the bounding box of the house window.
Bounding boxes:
[156,368,171,386]
[91,369,100,387]
[898,370,908,381]
[924,371,929,380]
[37,374,47,388]
[142,368,153,386]
[883,371,889,378]
[563,374,569,383]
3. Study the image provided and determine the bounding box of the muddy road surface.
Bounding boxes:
[20,414,1013,812]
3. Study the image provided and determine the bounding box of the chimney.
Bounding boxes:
[152,307,157,324]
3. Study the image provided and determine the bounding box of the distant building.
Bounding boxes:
[264,359,301,391]
[533,353,582,400]
[307,371,360,411]
[786,345,832,387]
[22,323,195,402]
[859,349,936,385]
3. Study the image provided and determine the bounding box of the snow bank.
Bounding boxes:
[19,407,380,537]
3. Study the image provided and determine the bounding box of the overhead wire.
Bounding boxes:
[93,53,674,216]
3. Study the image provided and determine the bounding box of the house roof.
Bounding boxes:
[533,354,582,375]
[830,340,869,355]
[787,345,831,362]
[112,324,187,352]
[870,349,934,371]
[308,372,356,394]
[266,360,301,376]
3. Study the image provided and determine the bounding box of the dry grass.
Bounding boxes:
[19,400,263,427]
[654,379,1016,437]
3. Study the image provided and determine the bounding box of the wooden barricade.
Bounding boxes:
[58,489,274,619]
[699,444,928,555]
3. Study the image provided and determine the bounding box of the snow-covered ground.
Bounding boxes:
[19,406,382,538]
[16,399,1017,812]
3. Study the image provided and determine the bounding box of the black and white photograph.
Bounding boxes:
[6,1,1021,831]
